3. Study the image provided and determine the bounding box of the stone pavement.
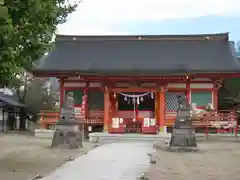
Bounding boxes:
[42,142,153,180]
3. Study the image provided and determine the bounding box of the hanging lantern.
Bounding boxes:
[124,96,128,101]
[113,92,116,98]
[140,96,144,102]
[127,99,130,104]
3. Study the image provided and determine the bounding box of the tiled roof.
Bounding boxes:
[33,33,240,76]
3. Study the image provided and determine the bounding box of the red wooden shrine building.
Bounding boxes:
[32,33,240,134]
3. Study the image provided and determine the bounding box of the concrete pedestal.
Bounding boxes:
[51,101,83,149]
[51,121,83,149]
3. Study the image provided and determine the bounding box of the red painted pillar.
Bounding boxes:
[186,80,191,104]
[158,85,166,132]
[109,92,117,117]
[59,78,65,111]
[213,88,218,109]
[104,86,110,132]
[135,103,139,120]
[213,80,220,110]
[83,86,89,119]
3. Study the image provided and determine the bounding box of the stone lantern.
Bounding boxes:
[169,95,197,151]
[51,93,83,149]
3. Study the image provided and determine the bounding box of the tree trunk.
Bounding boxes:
[19,108,26,130]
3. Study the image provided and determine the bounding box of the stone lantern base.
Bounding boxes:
[51,119,84,149]
[169,101,197,151]
[51,102,84,149]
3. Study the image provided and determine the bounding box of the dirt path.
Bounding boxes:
[0,134,94,180]
[148,139,240,180]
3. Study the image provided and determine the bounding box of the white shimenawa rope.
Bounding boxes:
[118,92,150,98]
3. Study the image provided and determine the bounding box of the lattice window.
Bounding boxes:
[165,91,186,111]
[88,91,104,110]
[191,91,212,107]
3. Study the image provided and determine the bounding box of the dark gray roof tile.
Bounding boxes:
[33,33,240,76]
[0,92,25,107]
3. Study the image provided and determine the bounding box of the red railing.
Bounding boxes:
[165,112,177,127]
[39,110,104,129]
[202,110,238,137]
[86,110,104,124]
[39,109,239,136]
[165,110,239,136]
[39,111,59,128]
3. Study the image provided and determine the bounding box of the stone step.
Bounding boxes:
[89,132,239,143]
[34,129,54,138]
[89,133,171,143]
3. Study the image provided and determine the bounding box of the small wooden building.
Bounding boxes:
[32,33,240,134]
[0,92,25,132]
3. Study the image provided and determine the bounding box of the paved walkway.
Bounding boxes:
[42,142,153,180]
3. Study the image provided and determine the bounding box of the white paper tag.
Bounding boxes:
[143,118,150,127]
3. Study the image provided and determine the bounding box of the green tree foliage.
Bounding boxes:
[0,0,79,86]
[10,73,58,125]
[0,0,8,17]
[23,78,57,118]
[218,41,240,109]
[219,78,240,110]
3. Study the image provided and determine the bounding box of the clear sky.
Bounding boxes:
[57,0,240,42]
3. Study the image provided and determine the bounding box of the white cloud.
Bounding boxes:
[57,0,240,35]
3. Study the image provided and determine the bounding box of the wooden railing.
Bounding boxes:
[39,109,239,135]
[39,110,104,129]
[165,112,177,127]
[86,110,104,124]
[164,110,239,135]
[202,110,238,134]
[39,111,59,128]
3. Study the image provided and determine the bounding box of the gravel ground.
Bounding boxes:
[148,138,240,180]
[0,133,94,180]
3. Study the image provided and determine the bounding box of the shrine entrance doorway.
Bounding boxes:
[109,88,158,134]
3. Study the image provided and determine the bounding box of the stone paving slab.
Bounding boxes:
[42,142,154,180]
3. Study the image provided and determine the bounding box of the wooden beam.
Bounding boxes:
[109,87,156,92]
[33,69,240,78]
[63,78,214,84]
[83,76,187,81]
